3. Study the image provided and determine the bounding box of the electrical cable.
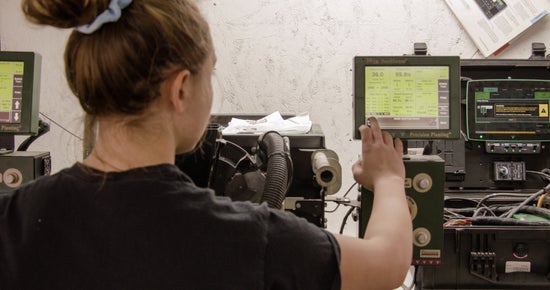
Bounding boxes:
[444,208,466,218]
[342,182,357,198]
[445,197,480,207]
[526,170,550,181]
[537,192,550,208]
[473,216,550,226]
[445,198,550,226]
[325,182,357,213]
[503,183,550,218]
[472,206,497,218]
[474,192,534,212]
[444,218,472,226]
[339,206,356,234]
[17,119,50,151]
[10,111,82,152]
[39,112,83,141]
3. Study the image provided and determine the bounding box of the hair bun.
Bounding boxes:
[22,0,109,29]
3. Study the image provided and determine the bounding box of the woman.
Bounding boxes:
[0,0,412,289]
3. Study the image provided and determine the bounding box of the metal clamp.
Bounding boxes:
[529,42,546,59]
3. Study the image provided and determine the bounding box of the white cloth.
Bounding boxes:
[222,112,312,135]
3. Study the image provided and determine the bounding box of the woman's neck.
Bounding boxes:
[83,117,176,172]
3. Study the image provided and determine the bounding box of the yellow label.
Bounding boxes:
[539,104,548,117]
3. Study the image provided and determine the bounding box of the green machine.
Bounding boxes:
[359,155,445,265]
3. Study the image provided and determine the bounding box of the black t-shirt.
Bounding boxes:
[0,163,340,290]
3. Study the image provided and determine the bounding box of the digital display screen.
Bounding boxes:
[353,56,460,140]
[364,66,450,131]
[467,79,550,141]
[0,61,25,125]
[0,51,41,135]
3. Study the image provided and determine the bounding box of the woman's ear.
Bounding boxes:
[167,69,191,112]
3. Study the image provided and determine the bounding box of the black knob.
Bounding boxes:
[513,243,528,259]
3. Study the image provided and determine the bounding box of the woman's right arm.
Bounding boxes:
[335,117,412,290]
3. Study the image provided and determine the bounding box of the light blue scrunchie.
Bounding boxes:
[76,0,133,34]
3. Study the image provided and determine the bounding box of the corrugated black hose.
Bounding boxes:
[257,131,291,209]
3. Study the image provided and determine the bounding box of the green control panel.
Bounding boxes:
[359,155,445,265]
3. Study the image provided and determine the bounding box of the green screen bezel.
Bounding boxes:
[0,51,41,135]
[353,55,461,140]
[466,79,550,142]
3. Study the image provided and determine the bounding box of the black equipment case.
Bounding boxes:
[416,54,550,289]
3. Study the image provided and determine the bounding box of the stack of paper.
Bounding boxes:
[222,112,312,135]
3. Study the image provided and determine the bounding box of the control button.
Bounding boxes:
[3,168,23,188]
[407,196,418,220]
[413,173,432,193]
[416,232,429,244]
[413,227,431,247]
[417,178,430,190]
[498,166,509,176]
[4,173,18,184]
[513,243,529,259]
